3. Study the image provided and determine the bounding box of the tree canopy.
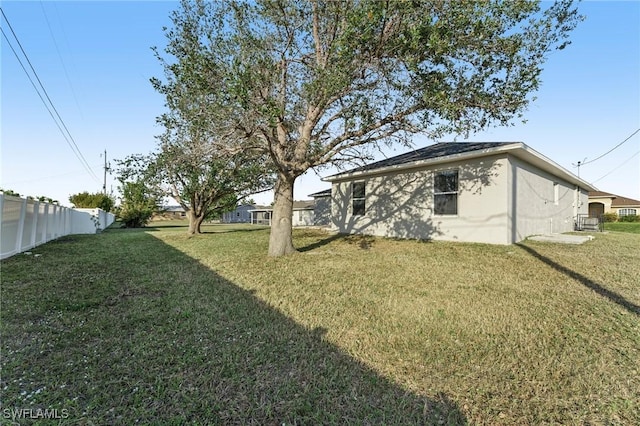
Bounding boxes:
[69,191,114,212]
[160,0,582,255]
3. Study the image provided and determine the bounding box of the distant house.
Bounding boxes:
[154,205,187,220]
[221,204,254,223]
[588,191,640,218]
[248,205,273,225]
[249,201,315,226]
[292,200,315,226]
[309,189,331,226]
[323,142,596,245]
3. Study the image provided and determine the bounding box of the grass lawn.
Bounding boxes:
[1,222,638,425]
[604,221,640,234]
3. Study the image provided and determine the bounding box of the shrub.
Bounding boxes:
[116,181,159,228]
[602,213,618,222]
[618,214,639,223]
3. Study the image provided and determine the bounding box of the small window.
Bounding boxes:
[434,170,458,215]
[352,181,366,216]
[237,212,240,217]
[618,208,637,217]
[553,182,559,205]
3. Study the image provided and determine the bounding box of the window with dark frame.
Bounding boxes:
[352,181,366,216]
[434,170,458,215]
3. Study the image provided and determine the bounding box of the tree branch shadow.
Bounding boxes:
[516,243,640,316]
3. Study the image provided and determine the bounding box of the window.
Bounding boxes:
[618,208,637,217]
[553,182,559,205]
[352,181,366,216]
[434,170,458,215]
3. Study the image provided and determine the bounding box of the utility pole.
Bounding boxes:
[102,149,110,194]
[572,158,587,177]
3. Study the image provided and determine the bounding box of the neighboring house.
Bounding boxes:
[154,205,187,220]
[292,200,315,226]
[309,189,331,226]
[222,204,254,223]
[249,205,273,225]
[588,191,640,218]
[249,201,315,226]
[323,142,596,245]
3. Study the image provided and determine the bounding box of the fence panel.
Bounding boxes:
[0,194,116,260]
[0,196,22,257]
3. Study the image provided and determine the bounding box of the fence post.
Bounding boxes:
[15,197,27,254]
[30,200,39,250]
[42,203,49,242]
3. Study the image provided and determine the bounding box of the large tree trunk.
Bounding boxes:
[187,210,206,235]
[268,174,297,257]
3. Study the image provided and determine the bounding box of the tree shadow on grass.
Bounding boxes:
[1,231,466,425]
[517,243,640,316]
[297,232,343,252]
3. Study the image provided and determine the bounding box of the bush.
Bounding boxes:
[618,214,639,223]
[116,181,159,228]
[116,205,155,228]
[602,213,618,222]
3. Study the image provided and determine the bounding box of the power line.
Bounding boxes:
[0,7,100,183]
[3,163,104,185]
[581,128,640,166]
[39,1,84,119]
[592,149,640,184]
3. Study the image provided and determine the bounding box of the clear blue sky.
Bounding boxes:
[2,1,639,207]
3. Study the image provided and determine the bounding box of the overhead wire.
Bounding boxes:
[581,128,640,166]
[0,7,100,183]
[39,1,84,119]
[591,149,640,184]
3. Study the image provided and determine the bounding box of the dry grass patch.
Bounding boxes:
[2,223,638,424]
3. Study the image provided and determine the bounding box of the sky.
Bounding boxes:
[1,1,639,208]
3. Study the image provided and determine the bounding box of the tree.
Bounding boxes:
[160,0,582,256]
[150,47,275,235]
[69,191,115,212]
[117,181,158,228]
[114,156,162,228]
[147,141,274,235]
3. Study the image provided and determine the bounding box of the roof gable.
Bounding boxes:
[589,191,640,207]
[323,141,597,192]
[344,142,516,173]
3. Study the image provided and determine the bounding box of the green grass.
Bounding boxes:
[2,223,639,425]
[604,221,640,234]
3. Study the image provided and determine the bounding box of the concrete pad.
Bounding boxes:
[528,234,594,244]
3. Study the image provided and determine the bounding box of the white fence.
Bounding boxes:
[0,194,115,260]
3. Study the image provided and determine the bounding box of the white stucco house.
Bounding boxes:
[323,142,597,245]
[249,201,316,226]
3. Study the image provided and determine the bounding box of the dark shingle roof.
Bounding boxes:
[345,142,517,174]
[308,189,331,198]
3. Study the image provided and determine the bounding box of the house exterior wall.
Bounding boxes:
[331,155,512,244]
[330,154,591,245]
[222,205,253,223]
[611,206,639,215]
[292,209,315,226]
[313,195,331,226]
[507,156,588,242]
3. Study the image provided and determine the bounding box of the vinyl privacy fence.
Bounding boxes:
[0,193,115,260]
